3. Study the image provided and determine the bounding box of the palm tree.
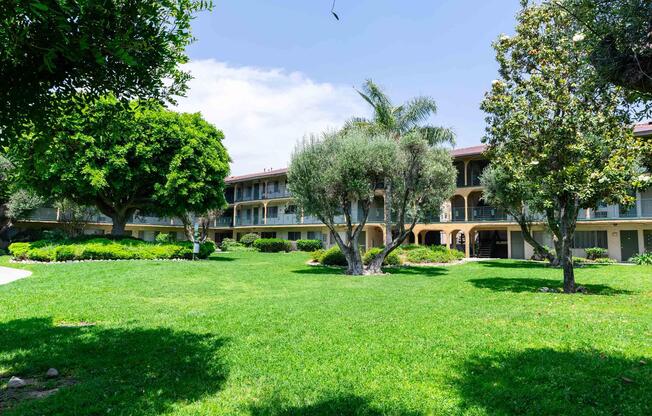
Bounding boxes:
[347,80,455,245]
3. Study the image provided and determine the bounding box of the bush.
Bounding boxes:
[405,246,464,264]
[585,247,608,260]
[397,244,420,252]
[8,242,31,260]
[320,246,347,266]
[8,238,214,261]
[296,239,323,252]
[239,233,260,247]
[310,249,325,263]
[253,238,291,253]
[362,247,401,266]
[155,233,176,244]
[594,257,617,264]
[630,252,652,265]
[573,256,589,265]
[219,238,242,251]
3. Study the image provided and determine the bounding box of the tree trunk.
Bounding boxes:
[110,214,128,236]
[516,218,557,265]
[384,180,392,246]
[559,214,576,293]
[366,252,385,274]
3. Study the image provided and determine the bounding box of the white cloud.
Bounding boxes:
[175,60,368,175]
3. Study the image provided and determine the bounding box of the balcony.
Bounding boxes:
[470,206,508,222]
[264,190,292,200]
[452,207,466,222]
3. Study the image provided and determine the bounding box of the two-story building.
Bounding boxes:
[18,124,652,261]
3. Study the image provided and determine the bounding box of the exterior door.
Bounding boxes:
[510,231,525,259]
[253,207,259,225]
[620,230,640,262]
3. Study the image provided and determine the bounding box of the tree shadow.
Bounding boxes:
[292,266,344,275]
[477,260,551,269]
[453,348,652,416]
[207,255,236,262]
[0,318,228,415]
[386,266,448,277]
[468,277,632,295]
[250,394,423,416]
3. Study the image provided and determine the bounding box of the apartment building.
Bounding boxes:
[18,124,652,262]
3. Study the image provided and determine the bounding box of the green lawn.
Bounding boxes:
[0,252,650,415]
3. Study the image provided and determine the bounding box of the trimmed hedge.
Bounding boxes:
[296,239,323,252]
[8,238,215,262]
[362,247,401,266]
[239,233,260,247]
[253,238,291,253]
[584,247,608,260]
[403,246,465,264]
[320,246,348,266]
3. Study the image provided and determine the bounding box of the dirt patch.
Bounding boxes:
[0,376,76,411]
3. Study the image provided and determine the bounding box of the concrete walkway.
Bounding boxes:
[0,266,32,285]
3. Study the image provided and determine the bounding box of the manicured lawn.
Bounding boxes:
[0,252,650,415]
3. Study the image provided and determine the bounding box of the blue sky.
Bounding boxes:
[177,0,522,174]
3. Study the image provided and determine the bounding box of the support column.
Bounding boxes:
[233,204,238,226]
[507,228,512,259]
[586,208,591,220]
[263,202,268,225]
[464,160,470,187]
[414,230,420,246]
[448,231,455,249]
[636,192,643,217]
[464,195,469,222]
[464,231,471,258]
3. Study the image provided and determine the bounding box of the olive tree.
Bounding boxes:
[365,132,456,274]
[482,2,642,293]
[288,129,396,275]
[14,95,230,235]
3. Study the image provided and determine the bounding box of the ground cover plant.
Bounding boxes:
[0,251,650,415]
[398,245,465,264]
[7,238,215,262]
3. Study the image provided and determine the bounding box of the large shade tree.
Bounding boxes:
[13,96,230,235]
[482,1,643,293]
[347,80,455,251]
[0,0,210,142]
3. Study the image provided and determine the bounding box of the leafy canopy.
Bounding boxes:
[13,95,230,234]
[0,0,211,142]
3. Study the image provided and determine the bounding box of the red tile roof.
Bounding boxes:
[634,122,652,136]
[452,145,487,157]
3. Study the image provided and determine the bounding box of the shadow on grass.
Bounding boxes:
[250,394,422,416]
[477,260,612,270]
[293,265,448,277]
[0,318,228,415]
[454,348,651,416]
[207,255,237,262]
[468,277,632,295]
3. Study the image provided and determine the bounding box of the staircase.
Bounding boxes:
[476,242,493,258]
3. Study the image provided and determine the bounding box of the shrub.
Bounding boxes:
[362,247,401,266]
[594,257,617,264]
[398,244,420,252]
[219,238,242,251]
[320,246,347,266]
[239,233,260,247]
[8,237,213,261]
[310,249,325,263]
[630,252,652,265]
[8,242,31,260]
[573,256,589,265]
[405,246,464,264]
[585,247,608,260]
[253,238,291,253]
[155,233,176,244]
[296,239,323,252]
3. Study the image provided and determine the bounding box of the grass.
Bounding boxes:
[0,252,650,415]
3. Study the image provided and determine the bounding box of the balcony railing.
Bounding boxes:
[643,199,652,217]
[470,206,508,221]
[264,190,292,200]
[452,207,466,222]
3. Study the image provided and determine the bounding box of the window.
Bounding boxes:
[245,209,251,219]
[572,231,608,249]
[285,205,297,214]
[288,231,301,241]
[261,232,277,239]
[307,231,317,240]
[273,181,280,192]
[267,206,278,218]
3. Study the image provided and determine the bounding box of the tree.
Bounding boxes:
[53,199,96,237]
[178,208,224,243]
[0,0,211,142]
[482,2,642,293]
[347,80,455,262]
[288,129,396,275]
[364,132,456,273]
[481,165,558,264]
[13,95,230,236]
[559,0,652,101]
[0,155,44,241]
